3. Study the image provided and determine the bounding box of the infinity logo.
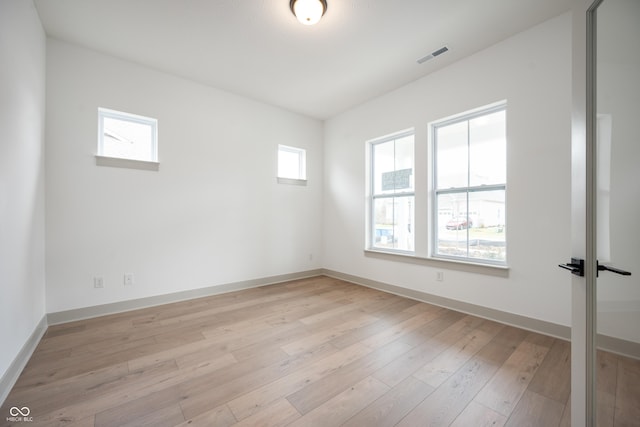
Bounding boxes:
[9,406,30,416]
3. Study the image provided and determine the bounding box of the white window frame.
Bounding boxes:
[431,102,507,265]
[277,144,307,185]
[368,129,415,253]
[97,108,159,170]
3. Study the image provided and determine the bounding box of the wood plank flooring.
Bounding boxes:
[2,276,639,426]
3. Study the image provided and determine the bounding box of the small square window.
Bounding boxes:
[98,108,158,162]
[278,145,306,181]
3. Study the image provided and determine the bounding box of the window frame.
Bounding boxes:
[431,102,507,265]
[277,144,307,185]
[368,129,415,254]
[97,108,159,168]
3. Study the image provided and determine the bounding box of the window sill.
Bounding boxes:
[364,248,509,277]
[277,177,307,186]
[95,155,159,171]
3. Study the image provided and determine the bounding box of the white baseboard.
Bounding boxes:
[0,315,47,407]
[597,333,640,360]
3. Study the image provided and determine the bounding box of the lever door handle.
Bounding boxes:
[558,264,582,274]
[598,263,632,276]
[558,258,584,276]
[559,258,632,277]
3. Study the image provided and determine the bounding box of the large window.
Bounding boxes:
[370,131,414,252]
[98,108,158,162]
[433,104,506,264]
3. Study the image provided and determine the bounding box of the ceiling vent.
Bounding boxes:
[416,46,449,64]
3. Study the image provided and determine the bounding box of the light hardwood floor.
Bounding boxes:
[2,276,639,426]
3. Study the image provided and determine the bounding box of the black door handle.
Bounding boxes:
[559,258,632,277]
[598,262,632,276]
[559,258,584,276]
[558,263,583,275]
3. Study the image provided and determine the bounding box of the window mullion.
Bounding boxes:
[393,139,397,246]
[466,120,471,258]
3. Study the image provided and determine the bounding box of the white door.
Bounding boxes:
[568,0,639,425]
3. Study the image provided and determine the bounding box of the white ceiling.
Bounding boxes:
[34,0,572,120]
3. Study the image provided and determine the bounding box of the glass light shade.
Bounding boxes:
[292,0,325,25]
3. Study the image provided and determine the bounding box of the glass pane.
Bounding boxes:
[394,134,415,192]
[596,0,640,402]
[373,196,414,251]
[436,192,469,258]
[278,148,303,179]
[373,141,395,194]
[468,190,506,262]
[469,109,506,186]
[102,117,154,161]
[373,137,414,195]
[436,190,506,262]
[436,121,468,189]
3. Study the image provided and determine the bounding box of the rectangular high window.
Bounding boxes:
[369,130,415,252]
[278,144,306,181]
[98,108,158,163]
[432,103,506,264]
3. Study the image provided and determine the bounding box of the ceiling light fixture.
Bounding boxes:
[290,0,327,26]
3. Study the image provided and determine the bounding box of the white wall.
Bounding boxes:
[0,0,47,382]
[45,40,324,313]
[323,13,573,327]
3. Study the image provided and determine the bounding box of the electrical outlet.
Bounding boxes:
[124,273,135,286]
[436,271,444,282]
[94,277,104,288]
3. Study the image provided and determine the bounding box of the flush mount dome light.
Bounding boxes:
[290,0,327,25]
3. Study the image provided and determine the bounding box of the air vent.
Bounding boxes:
[416,46,449,64]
